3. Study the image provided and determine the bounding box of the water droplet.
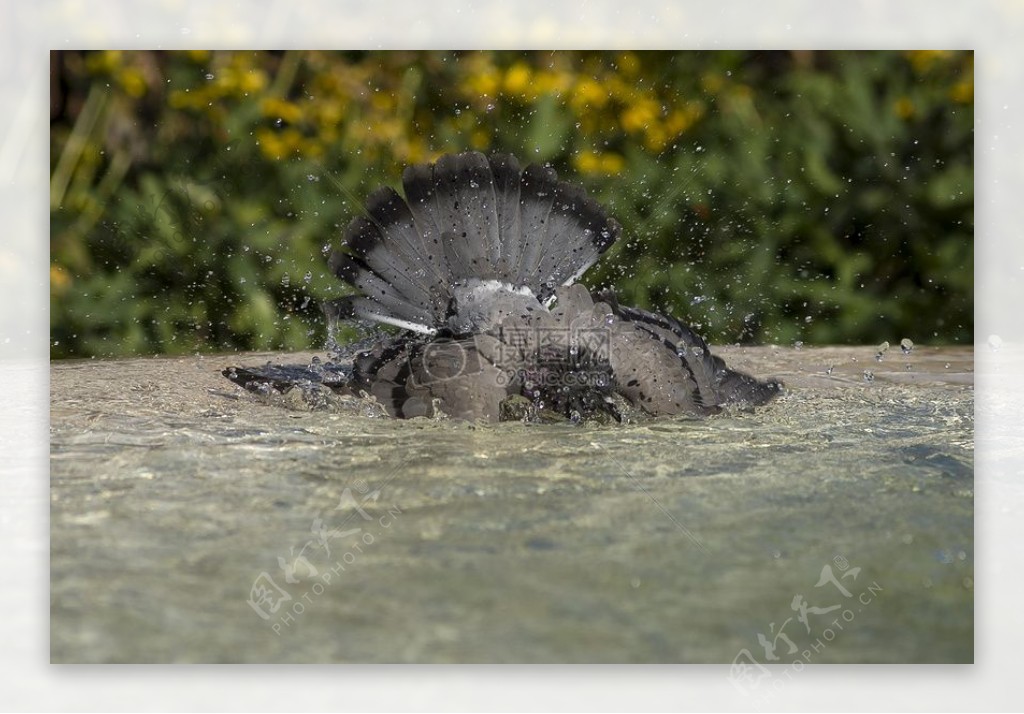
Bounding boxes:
[863,370,874,382]
[900,338,914,355]
[308,355,325,376]
[988,334,1003,351]
[875,341,890,361]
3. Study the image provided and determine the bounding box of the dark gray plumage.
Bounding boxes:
[224,151,782,422]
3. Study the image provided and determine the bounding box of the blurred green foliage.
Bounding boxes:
[50,50,973,358]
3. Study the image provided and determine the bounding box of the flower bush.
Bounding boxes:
[50,50,973,357]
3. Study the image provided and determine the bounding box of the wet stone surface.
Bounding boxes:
[50,346,973,663]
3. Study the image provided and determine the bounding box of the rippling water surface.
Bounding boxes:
[50,345,973,664]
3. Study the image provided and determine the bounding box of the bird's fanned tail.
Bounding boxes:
[330,151,621,333]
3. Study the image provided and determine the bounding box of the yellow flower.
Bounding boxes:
[701,72,725,95]
[503,61,532,97]
[85,50,122,75]
[51,264,72,295]
[599,152,625,174]
[211,67,237,95]
[117,67,147,98]
[168,89,196,110]
[620,97,659,134]
[371,93,395,112]
[894,96,915,120]
[574,150,623,175]
[574,151,600,174]
[238,69,268,94]
[906,50,950,74]
[605,75,634,102]
[571,78,609,111]
[260,97,303,124]
[644,126,670,152]
[467,67,501,97]
[666,104,703,135]
[372,119,403,144]
[470,129,491,150]
[255,127,286,160]
[403,137,428,163]
[950,79,973,104]
[315,100,345,130]
[617,52,641,77]
[534,69,571,95]
[279,127,305,154]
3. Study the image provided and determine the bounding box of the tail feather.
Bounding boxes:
[402,158,474,287]
[400,161,458,290]
[364,186,432,266]
[334,216,435,319]
[513,163,559,288]
[431,153,497,279]
[328,254,435,328]
[487,153,524,280]
[324,295,436,334]
[535,181,621,294]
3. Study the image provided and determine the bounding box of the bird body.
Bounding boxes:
[224,151,781,422]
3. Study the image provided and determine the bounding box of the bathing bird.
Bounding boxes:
[224,151,781,422]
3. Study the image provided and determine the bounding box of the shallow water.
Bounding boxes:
[49,345,973,664]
